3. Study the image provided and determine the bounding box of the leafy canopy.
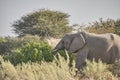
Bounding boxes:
[12,9,72,38]
[86,18,120,35]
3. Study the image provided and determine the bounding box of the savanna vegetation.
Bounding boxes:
[0,9,120,80]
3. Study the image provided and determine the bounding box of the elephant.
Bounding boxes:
[53,31,120,70]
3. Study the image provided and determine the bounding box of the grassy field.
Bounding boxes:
[0,54,120,80]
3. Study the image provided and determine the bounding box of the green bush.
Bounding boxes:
[3,41,53,65]
[0,35,41,55]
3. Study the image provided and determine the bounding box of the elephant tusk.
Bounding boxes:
[52,49,58,55]
[53,49,58,52]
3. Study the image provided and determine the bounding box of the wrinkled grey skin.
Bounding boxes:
[53,32,120,70]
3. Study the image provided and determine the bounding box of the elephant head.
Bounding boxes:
[53,32,87,55]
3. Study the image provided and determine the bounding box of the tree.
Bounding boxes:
[12,9,72,38]
[114,19,120,35]
[86,18,120,35]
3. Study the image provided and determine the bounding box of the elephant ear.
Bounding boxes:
[68,33,86,53]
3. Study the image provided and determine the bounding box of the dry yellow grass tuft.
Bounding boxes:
[0,55,120,80]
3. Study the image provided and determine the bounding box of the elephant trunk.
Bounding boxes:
[52,40,63,55]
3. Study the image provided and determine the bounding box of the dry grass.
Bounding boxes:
[81,60,119,80]
[0,55,120,80]
[108,60,120,77]
[0,54,75,80]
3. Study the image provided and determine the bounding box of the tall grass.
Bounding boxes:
[82,60,119,80]
[0,55,120,80]
[0,54,75,80]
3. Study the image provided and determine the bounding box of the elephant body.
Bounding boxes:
[53,32,120,70]
[86,33,120,63]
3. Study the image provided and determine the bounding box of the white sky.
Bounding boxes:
[0,0,120,37]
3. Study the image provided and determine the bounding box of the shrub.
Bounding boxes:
[3,41,53,65]
[0,35,41,55]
